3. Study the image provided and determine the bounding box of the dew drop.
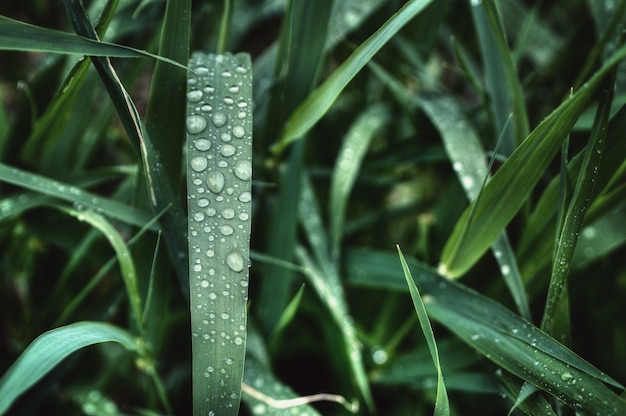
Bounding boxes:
[221,144,236,157]
[224,96,234,105]
[233,160,252,181]
[207,171,225,193]
[221,312,230,320]
[206,207,217,216]
[195,138,212,151]
[234,336,243,345]
[238,212,249,221]
[201,280,209,288]
[221,132,232,142]
[238,191,252,203]
[194,66,209,75]
[226,250,245,272]
[222,70,232,78]
[237,100,247,108]
[212,112,227,127]
[217,160,229,168]
[197,198,209,208]
[222,208,235,219]
[187,115,207,134]
[190,156,208,172]
[187,90,203,102]
[209,292,217,299]
[193,212,205,222]
[220,225,234,235]
[201,104,212,112]
[237,111,246,119]
[235,65,247,74]
[232,125,245,139]
[228,85,239,93]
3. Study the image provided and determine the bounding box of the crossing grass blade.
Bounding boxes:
[396,246,450,416]
[274,0,434,153]
[0,15,185,68]
[345,249,626,415]
[186,52,253,416]
[438,41,626,278]
[0,322,138,415]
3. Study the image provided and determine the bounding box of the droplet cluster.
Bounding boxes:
[186,52,252,413]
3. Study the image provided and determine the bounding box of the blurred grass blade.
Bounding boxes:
[329,103,390,256]
[61,207,143,331]
[541,76,614,340]
[274,0,434,153]
[439,41,626,278]
[0,15,184,68]
[345,249,626,414]
[63,0,189,286]
[470,0,528,155]
[397,246,450,415]
[0,322,137,415]
[0,162,155,229]
[186,52,253,416]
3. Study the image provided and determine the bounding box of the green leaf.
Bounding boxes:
[439,41,626,278]
[397,246,450,415]
[0,15,185,68]
[274,0,434,153]
[0,322,137,415]
[186,52,253,416]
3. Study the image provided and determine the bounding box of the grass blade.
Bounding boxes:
[439,41,626,278]
[0,322,138,415]
[0,15,184,68]
[186,52,253,416]
[396,245,450,415]
[274,0,434,153]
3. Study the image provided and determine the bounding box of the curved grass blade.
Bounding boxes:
[397,246,450,415]
[274,0,434,154]
[0,15,185,69]
[439,41,626,278]
[186,52,253,416]
[329,103,390,257]
[0,321,138,415]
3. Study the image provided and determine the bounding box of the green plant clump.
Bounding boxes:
[2,0,626,415]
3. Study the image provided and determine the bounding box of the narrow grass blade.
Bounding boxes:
[345,249,626,414]
[329,103,390,256]
[541,76,614,340]
[396,245,450,415]
[0,15,184,68]
[0,163,154,229]
[439,41,626,278]
[274,0,434,153]
[61,207,143,331]
[0,322,138,415]
[144,0,190,184]
[186,52,253,416]
[63,0,189,286]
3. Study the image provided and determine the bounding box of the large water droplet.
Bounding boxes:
[197,198,209,207]
[226,250,245,272]
[187,90,203,102]
[194,66,209,75]
[228,85,239,94]
[195,138,211,151]
[187,115,207,134]
[220,225,234,235]
[191,156,209,172]
[221,144,236,157]
[233,160,251,181]
[222,208,235,219]
[238,191,252,203]
[232,125,245,139]
[212,112,227,127]
[193,212,205,222]
[221,132,232,142]
[207,171,225,193]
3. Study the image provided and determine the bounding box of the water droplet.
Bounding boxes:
[197,198,209,207]
[204,85,215,94]
[461,175,474,189]
[217,160,229,168]
[237,111,246,119]
[209,292,217,299]
[228,85,239,93]
[234,336,243,345]
[238,191,252,203]
[195,138,211,151]
[222,208,235,219]
[561,372,573,381]
[201,104,212,112]
[237,100,247,108]
[453,161,463,172]
[207,171,225,193]
[190,156,208,172]
[233,160,251,181]
[238,213,249,221]
[207,207,217,216]
[221,132,232,142]
[226,250,245,272]
[221,144,236,157]
[220,225,234,235]
[224,96,234,105]
[470,334,480,341]
[187,115,207,134]
[212,112,227,127]
[372,348,388,364]
[222,70,232,78]
[232,125,245,139]
[195,66,209,75]
[235,65,247,74]
[221,312,230,320]
[201,280,209,288]
[187,90,203,102]
[501,265,510,275]
[193,212,205,222]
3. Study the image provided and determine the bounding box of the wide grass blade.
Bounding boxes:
[186,52,253,416]
[541,75,614,340]
[0,322,138,415]
[274,0,434,153]
[0,15,184,68]
[345,249,626,414]
[439,41,626,278]
[397,246,450,415]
